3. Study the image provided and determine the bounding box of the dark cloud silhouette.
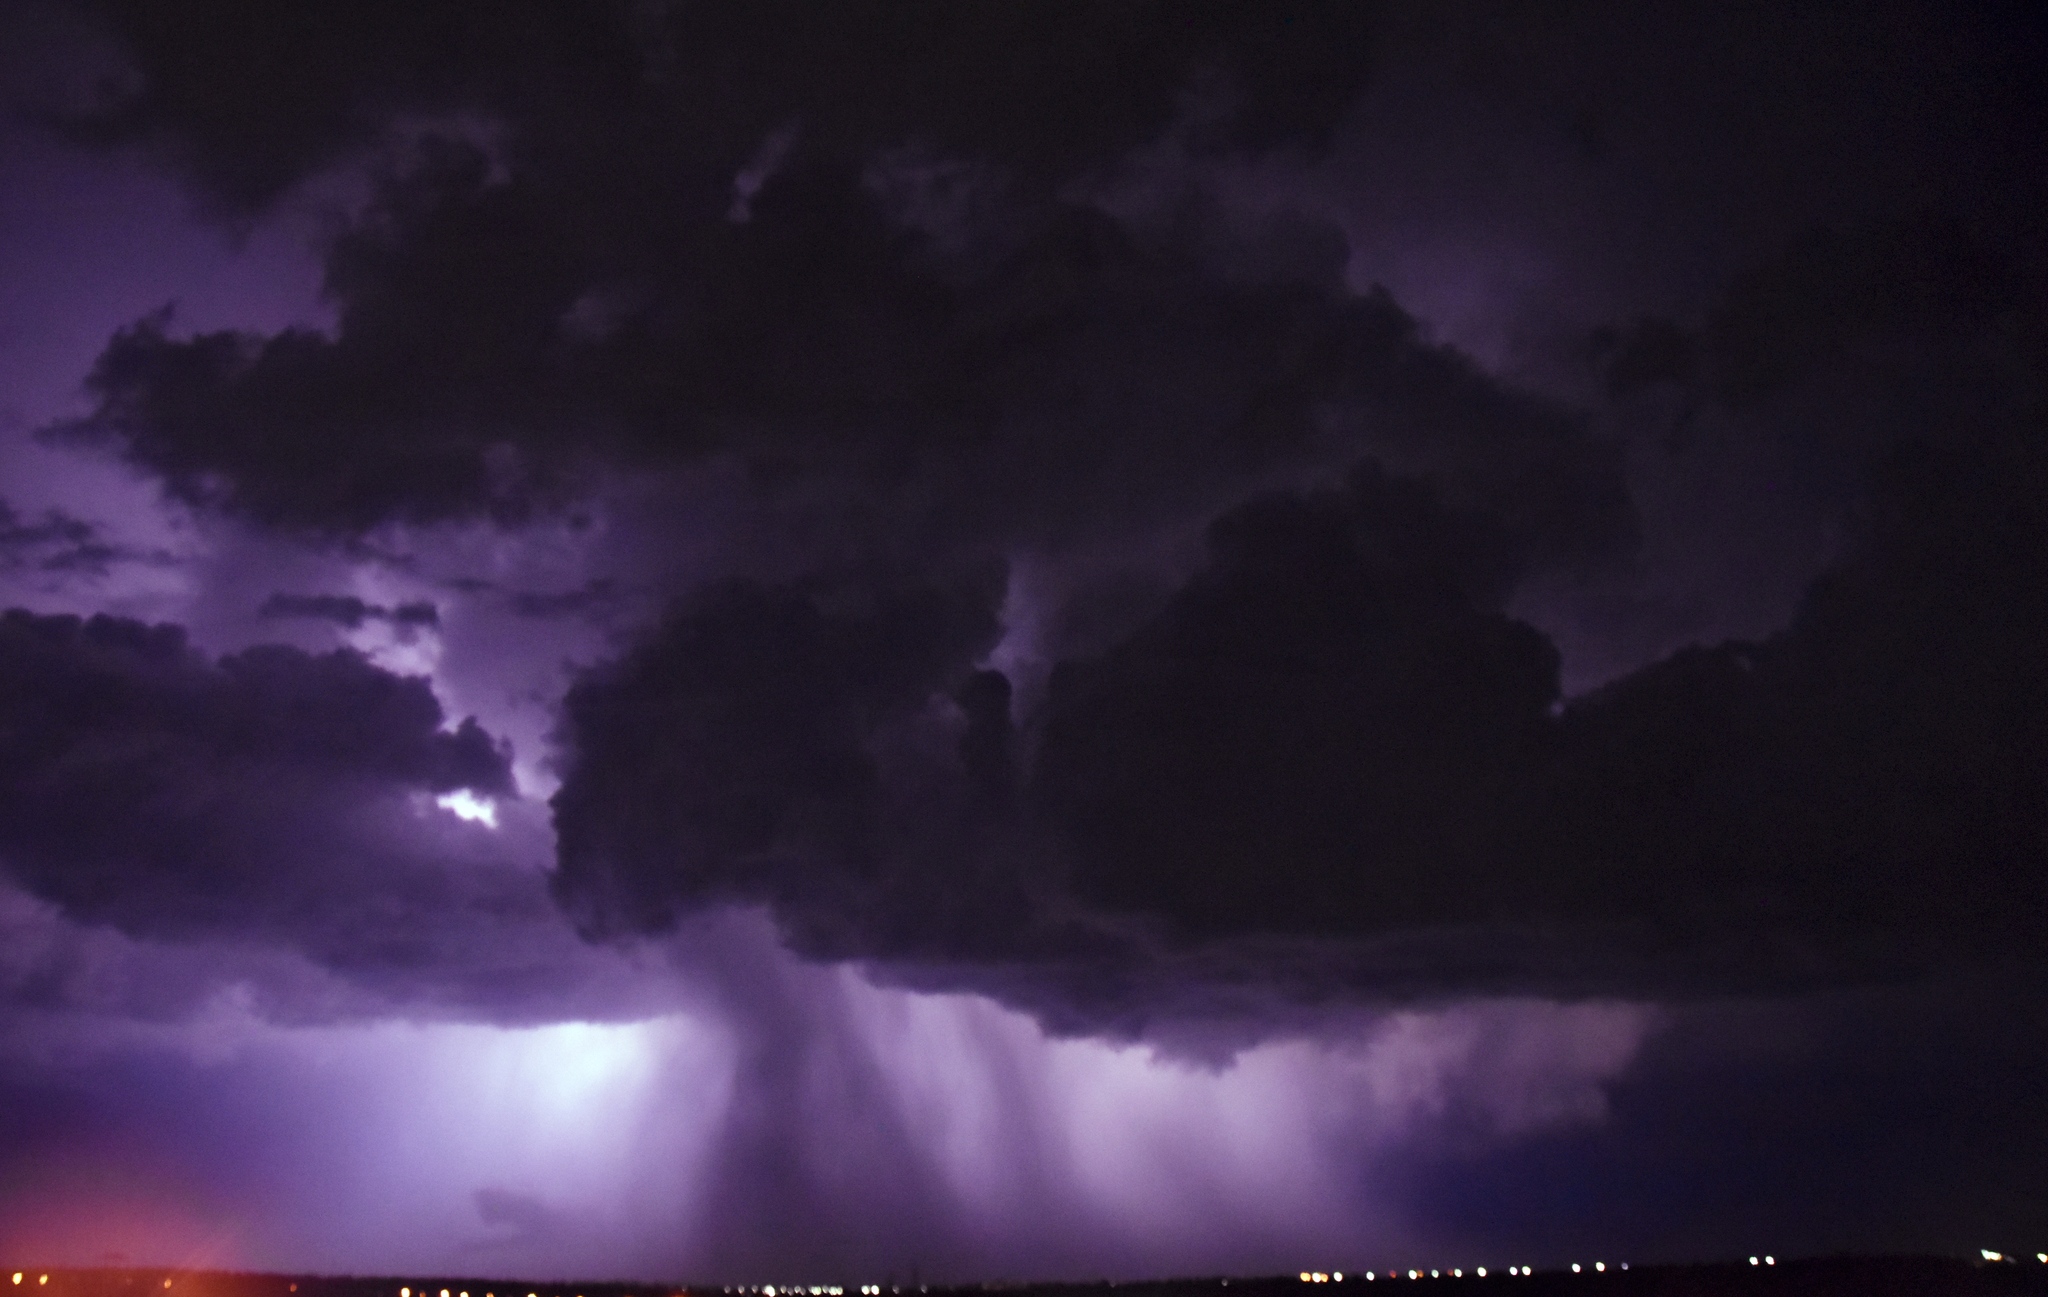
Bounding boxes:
[1033,462,1557,943]
[1553,417,2048,967]
[41,0,1641,573]
[0,608,521,977]
[0,496,158,577]
[259,591,439,629]
[50,0,2038,1035]
[555,461,1571,1033]
[553,377,2048,1026]
[57,1,1382,215]
[52,190,1633,574]
[0,497,111,571]
[1523,207,2046,700]
[549,571,1048,966]
[1593,217,2023,449]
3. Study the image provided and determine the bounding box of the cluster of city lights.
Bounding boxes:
[8,1250,2046,1297]
[397,1287,615,1297]
[387,1287,867,1297]
[1323,1266,1543,1280]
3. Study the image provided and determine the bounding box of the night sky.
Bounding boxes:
[0,0,2044,1283]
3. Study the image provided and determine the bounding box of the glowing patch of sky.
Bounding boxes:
[434,790,499,828]
[2,923,1658,1281]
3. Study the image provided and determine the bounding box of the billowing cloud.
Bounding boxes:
[37,0,1632,581]
[549,572,1028,957]
[554,398,2048,1026]
[16,0,2039,1041]
[56,1,1381,212]
[51,198,1634,581]
[1,0,2044,1277]
[0,494,168,579]
[0,608,622,1018]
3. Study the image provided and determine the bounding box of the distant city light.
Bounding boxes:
[1984,1251,2005,1263]
[1764,1257,1775,1266]
[1570,1266,1580,1275]
[1748,1258,1758,1266]
[1594,1263,1605,1272]
[10,1276,18,1286]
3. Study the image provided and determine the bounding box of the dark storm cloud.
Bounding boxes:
[0,608,599,1015]
[1535,206,2045,686]
[0,495,164,576]
[554,370,2048,1029]
[56,0,1380,215]
[51,184,1632,570]
[41,0,1636,566]
[1031,463,1557,944]
[1594,217,2024,441]
[0,496,113,571]
[27,0,2048,1038]
[259,591,439,629]
[549,570,1044,965]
